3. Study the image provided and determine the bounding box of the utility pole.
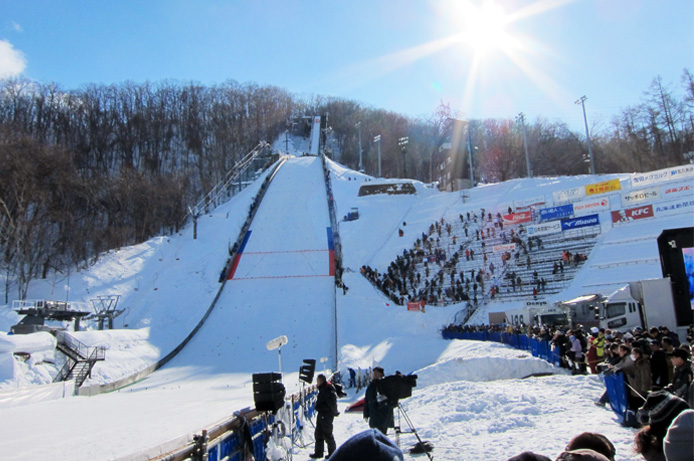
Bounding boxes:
[374,134,381,177]
[398,136,409,178]
[516,112,532,178]
[355,121,363,171]
[575,95,595,175]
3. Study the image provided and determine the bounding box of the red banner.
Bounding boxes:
[407,301,421,311]
[503,211,532,225]
[611,204,654,223]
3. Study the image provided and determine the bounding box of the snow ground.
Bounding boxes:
[0,151,691,460]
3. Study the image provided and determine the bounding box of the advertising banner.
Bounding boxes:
[553,186,585,203]
[407,301,421,312]
[539,204,574,221]
[573,197,610,216]
[561,214,600,231]
[662,183,694,200]
[654,199,694,215]
[621,186,660,207]
[610,204,654,224]
[527,221,562,236]
[632,164,694,188]
[514,195,546,210]
[493,243,517,253]
[585,179,621,196]
[503,211,532,225]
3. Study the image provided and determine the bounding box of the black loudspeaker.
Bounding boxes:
[252,372,285,413]
[299,359,316,384]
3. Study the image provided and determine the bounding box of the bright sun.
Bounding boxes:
[457,0,515,57]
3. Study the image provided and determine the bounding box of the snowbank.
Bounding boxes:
[415,340,565,388]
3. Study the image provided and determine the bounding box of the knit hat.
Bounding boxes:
[664,409,694,461]
[330,429,404,461]
[555,448,610,461]
[637,390,690,428]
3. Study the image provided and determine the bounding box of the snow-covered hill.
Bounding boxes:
[0,152,691,460]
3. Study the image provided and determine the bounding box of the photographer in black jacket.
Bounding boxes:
[310,374,339,459]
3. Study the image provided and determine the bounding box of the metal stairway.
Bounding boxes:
[53,332,106,387]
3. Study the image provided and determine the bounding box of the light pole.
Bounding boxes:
[516,112,532,178]
[355,121,363,171]
[575,95,595,175]
[398,136,409,178]
[466,130,475,185]
[374,134,381,177]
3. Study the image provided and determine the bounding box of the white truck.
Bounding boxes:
[504,302,569,328]
[557,278,685,340]
[600,278,679,334]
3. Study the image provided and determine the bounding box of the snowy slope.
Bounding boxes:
[0,153,691,460]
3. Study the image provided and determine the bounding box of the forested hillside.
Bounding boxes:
[1,71,692,299]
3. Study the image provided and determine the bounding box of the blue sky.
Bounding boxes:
[1,0,692,132]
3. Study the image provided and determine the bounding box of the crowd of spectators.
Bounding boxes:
[443,321,694,460]
[361,209,596,307]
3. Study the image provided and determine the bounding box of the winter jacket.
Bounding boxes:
[315,382,339,418]
[667,361,693,400]
[569,335,584,359]
[363,379,394,431]
[627,356,652,400]
[650,349,670,387]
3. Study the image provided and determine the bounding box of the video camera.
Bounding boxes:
[376,373,418,406]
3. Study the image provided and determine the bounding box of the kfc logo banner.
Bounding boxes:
[621,186,660,207]
[573,197,610,216]
[503,211,532,225]
[561,214,600,230]
[585,179,621,196]
[611,205,654,224]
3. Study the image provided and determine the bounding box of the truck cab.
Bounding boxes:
[600,285,644,330]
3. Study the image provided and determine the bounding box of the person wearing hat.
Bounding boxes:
[309,374,339,459]
[662,337,677,384]
[635,391,690,460]
[586,328,605,374]
[649,339,670,389]
[663,409,694,461]
[363,367,394,435]
[666,348,693,401]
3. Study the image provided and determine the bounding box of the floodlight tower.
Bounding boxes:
[374,134,382,177]
[516,112,532,178]
[355,121,363,171]
[398,136,409,177]
[575,95,595,175]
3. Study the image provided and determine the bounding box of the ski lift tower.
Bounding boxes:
[90,295,125,330]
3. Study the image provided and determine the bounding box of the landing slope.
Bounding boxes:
[157,155,336,375]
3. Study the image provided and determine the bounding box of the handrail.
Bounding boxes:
[134,385,318,461]
[188,142,272,217]
[56,332,90,359]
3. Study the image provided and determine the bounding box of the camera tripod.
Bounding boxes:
[394,403,434,460]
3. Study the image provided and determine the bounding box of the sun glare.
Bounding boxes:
[460,1,513,57]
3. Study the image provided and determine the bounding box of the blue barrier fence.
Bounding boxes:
[442,330,627,422]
